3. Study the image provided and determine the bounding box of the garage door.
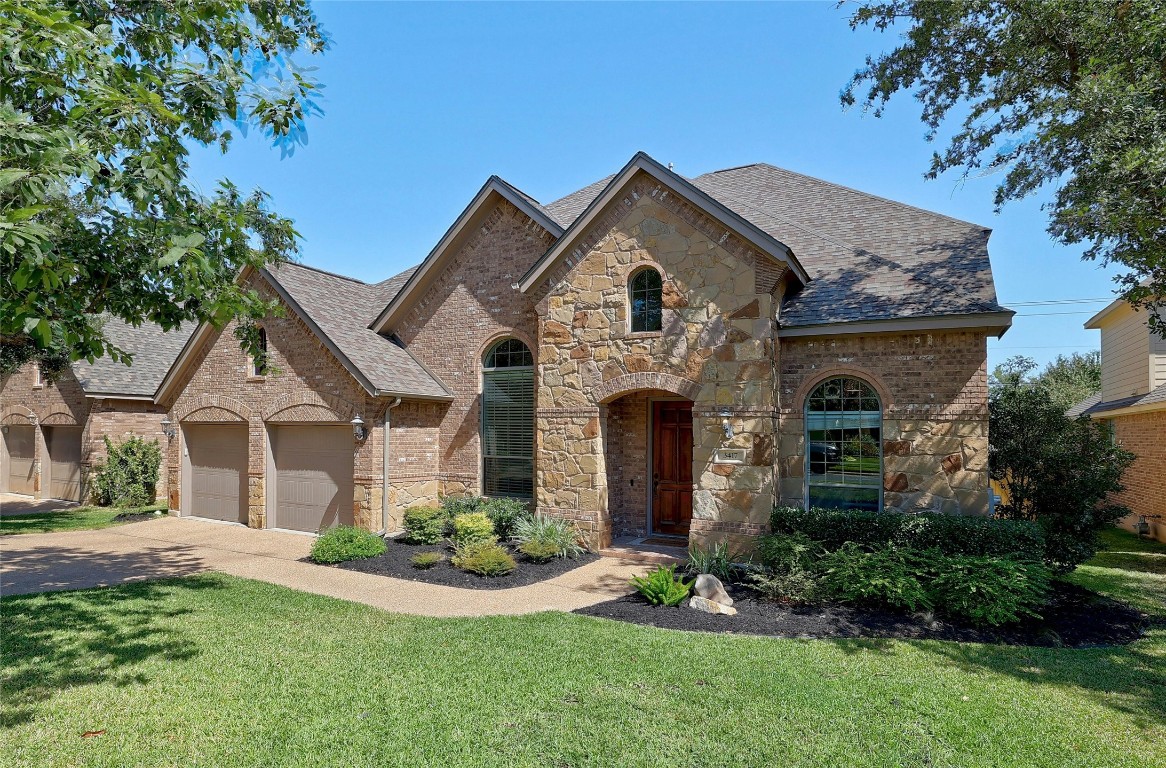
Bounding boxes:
[273,425,353,533]
[3,424,35,495]
[186,424,247,523]
[45,426,83,501]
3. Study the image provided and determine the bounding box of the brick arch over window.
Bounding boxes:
[263,392,356,423]
[40,411,80,426]
[176,394,254,423]
[594,372,701,404]
[1,405,36,425]
[792,366,894,414]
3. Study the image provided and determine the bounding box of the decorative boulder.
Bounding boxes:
[694,574,734,607]
[689,595,737,616]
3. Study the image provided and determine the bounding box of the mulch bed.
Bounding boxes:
[112,510,165,523]
[331,537,600,590]
[574,579,1149,648]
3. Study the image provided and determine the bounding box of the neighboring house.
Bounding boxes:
[152,152,1012,551]
[0,318,192,503]
[1068,298,1166,541]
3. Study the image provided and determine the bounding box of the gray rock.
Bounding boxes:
[688,595,738,616]
[694,573,734,607]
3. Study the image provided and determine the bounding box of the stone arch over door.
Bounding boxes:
[2,405,36,425]
[594,372,701,405]
[263,391,356,423]
[40,411,80,426]
[176,394,255,423]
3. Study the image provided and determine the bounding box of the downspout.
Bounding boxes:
[379,397,402,536]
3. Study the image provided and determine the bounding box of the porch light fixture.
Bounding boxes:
[1137,515,1151,537]
[160,417,176,440]
[351,415,366,442]
[719,409,734,440]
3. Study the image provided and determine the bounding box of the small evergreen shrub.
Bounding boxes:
[451,540,516,577]
[441,495,486,519]
[310,526,387,564]
[452,512,496,546]
[818,542,934,613]
[630,564,692,606]
[512,513,584,558]
[758,532,822,574]
[686,541,735,580]
[930,556,1051,625]
[90,436,161,507]
[403,506,447,544]
[482,497,527,540]
[410,551,444,569]
[748,569,819,605]
[519,540,560,563]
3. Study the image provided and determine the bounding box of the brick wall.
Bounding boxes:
[606,390,653,537]
[1111,409,1166,529]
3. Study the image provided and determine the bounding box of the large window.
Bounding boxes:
[805,376,882,511]
[482,338,534,498]
[629,268,663,333]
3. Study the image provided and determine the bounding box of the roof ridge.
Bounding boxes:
[276,260,368,285]
[701,162,990,231]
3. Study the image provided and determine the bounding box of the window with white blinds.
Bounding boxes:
[482,339,534,499]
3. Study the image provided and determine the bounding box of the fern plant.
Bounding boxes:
[630,565,693,606]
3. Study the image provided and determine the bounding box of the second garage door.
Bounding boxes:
[186,424,248,523]
[3,424,35,495]
[272,425,353,533]
[45,426,83,501]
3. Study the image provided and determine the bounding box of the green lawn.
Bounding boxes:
[2,533,1164,767]
[0,504,166,535]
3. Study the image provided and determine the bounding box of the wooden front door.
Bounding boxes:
[652,400,693,537]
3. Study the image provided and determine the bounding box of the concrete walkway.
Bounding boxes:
[0,516,642,617]
[0,493,79,517]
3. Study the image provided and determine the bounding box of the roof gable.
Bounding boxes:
[72,317,193,398]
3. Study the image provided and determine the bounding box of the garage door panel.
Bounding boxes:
[187,424,247,523]
[4,425,36,496]
[46,426,83,502]
[274,426,353,533]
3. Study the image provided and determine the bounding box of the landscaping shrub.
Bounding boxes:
[758,532,822,574]
[441,495,486,519]
[630,564,692,606]
[817,542,934,613]
[930,556,1051,626]
[410,551,444,570]
[310,526,386,564]
[519,540,560,563]
[481,497,527,540]
[452,512,496,547]
[451,540,516,577]
[403,506,447,544]
[770,506,1045,561]
[90,436,161,507]
[686,541,735,580]
[512,513,584,558]
[748,569,819,605]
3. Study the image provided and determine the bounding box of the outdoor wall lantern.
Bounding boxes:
[351,415,367,442]
[160,417,176,440]
[719,409,734,440]
[1137,515,1151,537]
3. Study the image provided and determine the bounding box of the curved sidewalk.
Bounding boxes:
[0,517,641,616]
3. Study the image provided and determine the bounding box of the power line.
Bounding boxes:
[1013,310,1099,316]
[1003,297,1111,306]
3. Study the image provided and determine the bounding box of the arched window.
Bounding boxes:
[805,376,881,511]
[481,338,534,498]
[629,268,663,333]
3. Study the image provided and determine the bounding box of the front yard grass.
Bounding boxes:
[0,503,166,536]
[2,530,1163,768]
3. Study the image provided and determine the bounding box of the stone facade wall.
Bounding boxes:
[777,330,990,515]
[531,174,785,549]
[394,199,555,497]
[1110,409,1166,540]
[164,274,394,530]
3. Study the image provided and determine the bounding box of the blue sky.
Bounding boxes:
[187,1,1119,371]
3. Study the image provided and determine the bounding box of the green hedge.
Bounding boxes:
[769,506,1045,562]
[310,526,386,564]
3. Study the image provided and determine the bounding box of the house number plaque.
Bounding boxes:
[714,448,747,465]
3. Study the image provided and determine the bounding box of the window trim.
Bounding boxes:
[628,266,664,334]
[804,375,883,512]
[32,362,43,388]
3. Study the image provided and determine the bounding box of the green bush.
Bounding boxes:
[410,551,444,570]
[441,495,486,519]
[686,541,735,580]
[519,540,560,563]
[770,506,1045,561]
[90,436,161,507]
[512,513,584,558]
[452,512,496,547]
[482,497,527,540]
[451,540,516,577]
[403,506,447,544]
[630,565,692,606]
[818,542,934,613]
[758,532,822,574]
[930,556,1051,625]
[748,569,819,604]
[310,526,387,564]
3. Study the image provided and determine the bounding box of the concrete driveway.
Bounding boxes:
[0,493,79,517]
[0,516,640,617]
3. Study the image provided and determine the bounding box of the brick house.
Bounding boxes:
[0,318,192,503]
[154,152,1013,549]
[1067,298,1166,542]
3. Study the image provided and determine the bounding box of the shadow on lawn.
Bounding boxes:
[1,543,207,595]
[0,576,225,729]
[0,508,98,535]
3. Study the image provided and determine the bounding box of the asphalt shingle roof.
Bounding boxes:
[267,262,449,399]
[1069,384,1166,418]
[1065,391,1103,419]
[543,175,614,228]
[73,317,193,397]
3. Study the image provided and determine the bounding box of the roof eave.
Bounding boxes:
[518,152,811,293]
[777,310,1016,339]
[1085,296,1129,329]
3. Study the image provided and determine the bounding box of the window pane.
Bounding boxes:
[482,364,534,500]
[806,377,882,511]
[630,269,662,332]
